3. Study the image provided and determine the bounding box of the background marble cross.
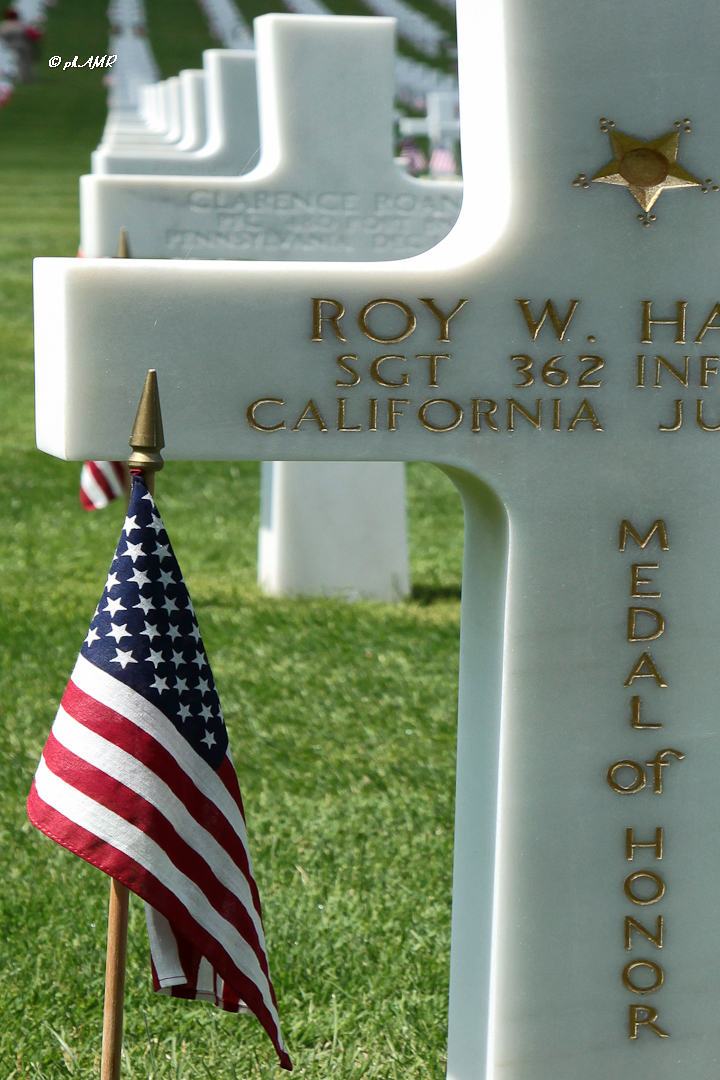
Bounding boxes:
[34,0,720,1075]
[80,15,462,260]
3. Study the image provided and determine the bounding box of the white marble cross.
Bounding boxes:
[399,90,460,145]
[79,16,462,259]
[34,0,720,1074]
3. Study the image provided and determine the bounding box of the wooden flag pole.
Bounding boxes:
[101,880,130,1080]
[100,368,165,1080]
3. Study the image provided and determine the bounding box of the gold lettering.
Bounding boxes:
[629,1004,669,1039]
[645,748,685,793]
[358,299,416,343]
[641,300,687,344]
[511,354,534,387]
[247,398,285,432]
[516,299,579,341]
[653,354,689,387]
[418,398,463,432]
[625,916,663,950]
[637,355,646,387]
[292,400,328,432]
[336,354,360,387]
[418,298,468,341]
[627,607,665,642]
[659,399,683,431]
[622,959,664,994]
[541,355,568,386]
[387,398,409,431]
[631,564,660,598]
[416,353,449,388]
[567,398,603,431]
[577,355,604,387]
[630,696,662,730]
[624,870,665,905]
[624,652,667,687]
[369,398,378,432]
[607,760,646,794]
[337,398,361,431]
[370,355,409,388]
[552,398,561,430]
[619,520,669,552]
[507,398,542,431]
[701,355,720,386]
[626,827,663,860]
[471,399,499,432]
[694,301,720,342]
[697,399,720,430]
[311,298,346,342]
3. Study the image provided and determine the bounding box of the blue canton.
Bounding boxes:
[81,473,228,770]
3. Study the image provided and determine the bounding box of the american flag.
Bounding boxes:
[398,138,427,177]
[429,144,458,177]
[28,472,291,1070]
[79,460,129,511]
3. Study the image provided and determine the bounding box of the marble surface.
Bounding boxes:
[79,16,462,259]
[34,0,720,1075]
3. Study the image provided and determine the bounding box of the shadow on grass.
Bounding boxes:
[411,583,462,604]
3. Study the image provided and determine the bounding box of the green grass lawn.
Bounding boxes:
[0,3,464,1077]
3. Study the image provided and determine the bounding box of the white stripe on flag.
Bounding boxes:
[70,655,254,864]
[52,704,266,947]
[197,955,215,995]
[96,461,126,499]
[145,904,186,986]
[79,464,111,510]
[33,755,282,1032]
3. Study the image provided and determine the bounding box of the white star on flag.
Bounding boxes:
[122,541,145,563]
[104,597,126,617]
[110,648,136,668]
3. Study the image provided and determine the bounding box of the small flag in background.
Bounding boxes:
[429,144,458,177]
[79,460,129,511]
[398,138,427,177]
[28,472,291,1070]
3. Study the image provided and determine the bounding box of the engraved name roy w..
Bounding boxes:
[33,0,720,1075]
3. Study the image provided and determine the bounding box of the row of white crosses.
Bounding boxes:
[201,0,458,101]
[84,14,464,601]
[38,0,720,1070]
[106,0,159,112]
[196,0,254,50]
[94,49,259,176]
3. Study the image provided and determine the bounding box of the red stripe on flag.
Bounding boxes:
[27,781,291,1069]
[61,679,263,917]
[40,731,273,983]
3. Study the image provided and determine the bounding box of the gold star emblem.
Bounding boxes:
[592,129,701,211]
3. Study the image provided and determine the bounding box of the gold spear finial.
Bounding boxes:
[117,227,130,259]
[128,370,164,492]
